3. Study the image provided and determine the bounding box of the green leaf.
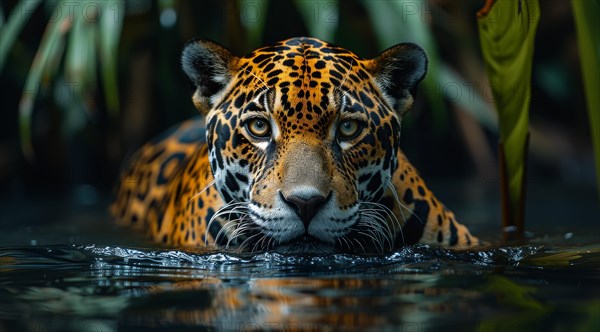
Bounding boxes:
[63,0,102,134]
[18,3,69,160]
[294,0,339,42]
[0,0,43,71]
[98,0,124,117]
[477,0,540,235]
[572,0,600,200]
[65,1,95,84]
[529,251,582,267]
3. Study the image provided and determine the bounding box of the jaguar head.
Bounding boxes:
[182,37,426,253]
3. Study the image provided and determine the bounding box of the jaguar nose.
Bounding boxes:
[281,192,329,229]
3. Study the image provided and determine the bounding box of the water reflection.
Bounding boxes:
[1,244,599,331]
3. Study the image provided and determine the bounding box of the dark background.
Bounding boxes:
[0,0,597,239]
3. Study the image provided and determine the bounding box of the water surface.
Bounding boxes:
[1,241,599,331]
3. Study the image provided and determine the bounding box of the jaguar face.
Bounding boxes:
[182,37,427,253]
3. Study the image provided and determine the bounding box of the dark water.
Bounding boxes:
[1,242,599,331]
[1,182,599,331]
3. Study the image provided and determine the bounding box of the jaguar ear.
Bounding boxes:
[369,43,427,115]
[181,39,238,114]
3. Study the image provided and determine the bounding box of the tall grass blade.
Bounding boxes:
[0,0,43,71]
[99,0,124,117]
[18,4,70,160]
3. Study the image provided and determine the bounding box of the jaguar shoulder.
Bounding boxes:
[111,37,481,253]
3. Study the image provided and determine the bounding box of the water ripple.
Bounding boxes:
[4,243,599,278]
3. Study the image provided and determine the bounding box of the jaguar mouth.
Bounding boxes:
[273,235,336,255]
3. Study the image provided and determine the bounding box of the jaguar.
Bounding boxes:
[111,37,481,254]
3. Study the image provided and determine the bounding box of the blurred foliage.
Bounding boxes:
[1,0,499,160]
[0,0,596,201]
[571,0,600,200]
[363,0,448,132]
[0,0,42,69]
[6,0,124,160]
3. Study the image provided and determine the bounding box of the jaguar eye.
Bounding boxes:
[246,118,271,138]
[337,119,362,140]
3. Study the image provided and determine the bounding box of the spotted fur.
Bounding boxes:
[111,37,480,253]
